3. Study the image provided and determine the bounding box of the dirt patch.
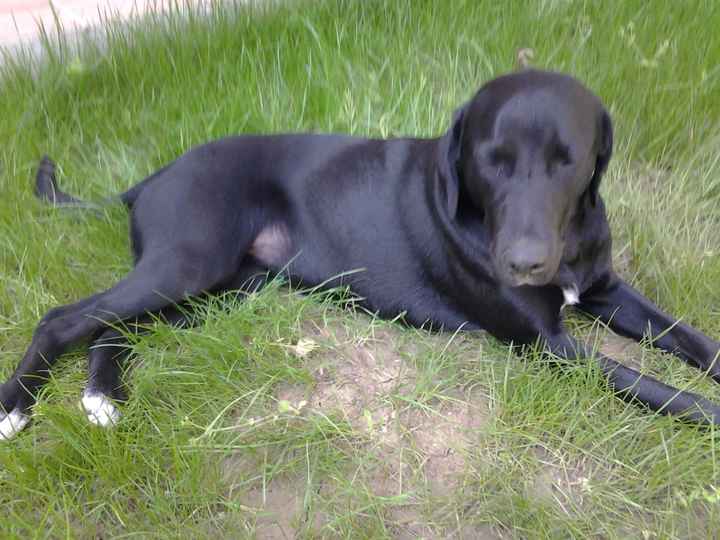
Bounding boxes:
[222,310,670,537]
[268,318,496,538]
[403,397,489,497]
[599,332,646,372]
[387,511,502,540]
[242,478,303,539]
[277,323,421,442]
[529,447,596,515]
[219,452,304,538]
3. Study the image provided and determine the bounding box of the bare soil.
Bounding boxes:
[226,314,652,538]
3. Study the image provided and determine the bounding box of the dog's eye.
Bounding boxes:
[553,143,572,166]
[489,147,515,178]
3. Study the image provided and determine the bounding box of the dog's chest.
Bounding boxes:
[561,284,579,309]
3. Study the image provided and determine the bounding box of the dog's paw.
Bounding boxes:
[81,391,120,427]
[0,410,31,441]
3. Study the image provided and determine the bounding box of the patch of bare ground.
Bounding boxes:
[220,453,323,539]
[242,477,305,539]
[401,398,489,498]
[528,446,597,515]
[388,397,500,540]
[567,304,646,368]
[231,317,500,538]
[223,308,675,537]
[598,331,646,372]
[281,322,417,440]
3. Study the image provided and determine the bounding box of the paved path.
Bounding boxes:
[0,0,176,49]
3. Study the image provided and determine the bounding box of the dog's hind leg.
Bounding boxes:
[82,306,193,427]
[0,245,239,440]
[82,258,276,427]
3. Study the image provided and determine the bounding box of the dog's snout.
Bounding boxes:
[508,256,545,275]
[504,241,550,283]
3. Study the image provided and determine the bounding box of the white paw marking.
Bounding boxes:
[81,391,120,427]
[561,284,579,309]
[0,409,31,441]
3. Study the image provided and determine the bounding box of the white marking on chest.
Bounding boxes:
[561,284,580,310]
[249,224,292,267]
[0,409,31,441]
[81,391,120,427]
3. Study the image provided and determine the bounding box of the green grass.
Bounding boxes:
[1,0,720,537]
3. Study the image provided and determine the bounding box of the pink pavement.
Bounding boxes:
[0,0,164,48]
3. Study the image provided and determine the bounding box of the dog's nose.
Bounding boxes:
[505,243,548,280]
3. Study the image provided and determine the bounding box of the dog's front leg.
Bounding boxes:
[577,273,720,380]
[544,332,720,425]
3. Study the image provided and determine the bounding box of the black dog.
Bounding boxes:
[2,69,720,440]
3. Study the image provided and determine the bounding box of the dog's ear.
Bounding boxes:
[437,103,468,217]
[588,108,613,206]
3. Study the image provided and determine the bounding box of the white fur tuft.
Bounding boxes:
[81,391,120,427]
[0,410,30,441]
[561,284,580,309]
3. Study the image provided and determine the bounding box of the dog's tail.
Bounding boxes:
[35,156,98,208]
[34,156,161,211]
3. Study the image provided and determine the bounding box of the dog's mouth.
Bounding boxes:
[507,274,552,287]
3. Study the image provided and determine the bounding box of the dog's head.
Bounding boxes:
[439,69,613,287]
